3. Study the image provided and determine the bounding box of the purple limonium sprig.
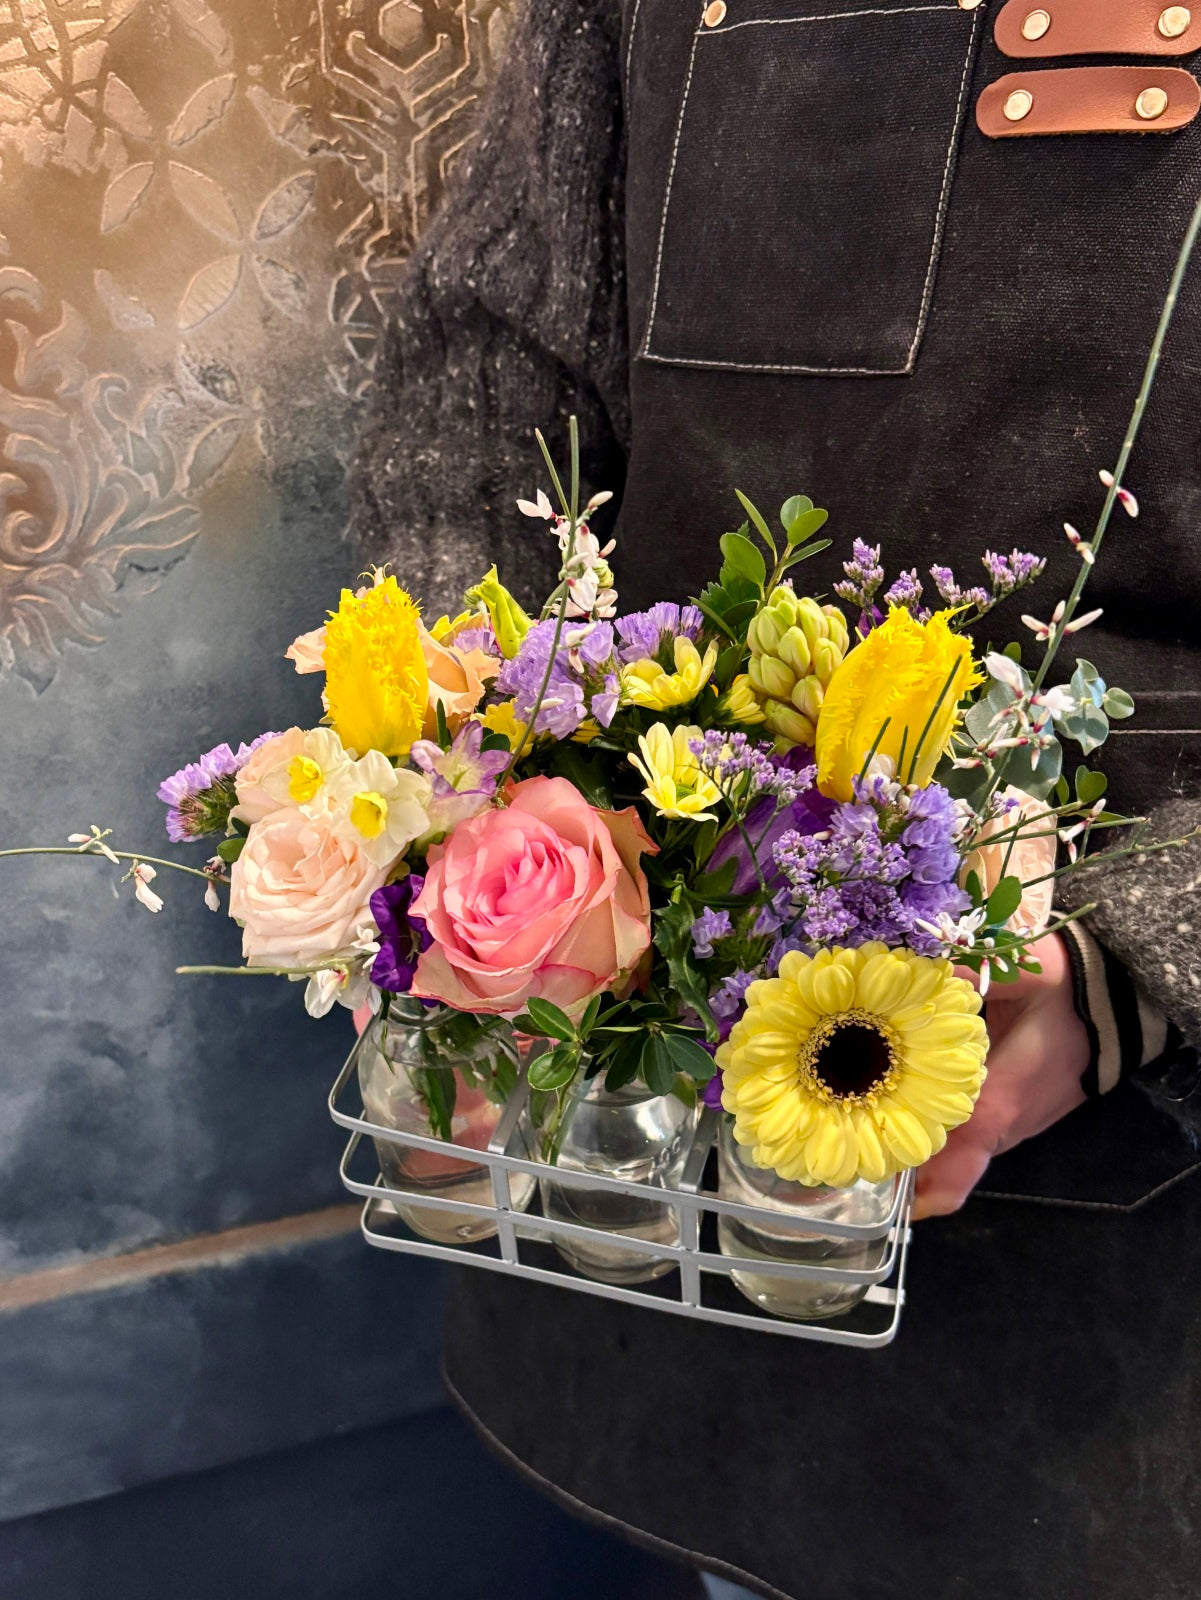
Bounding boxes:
[690,906,732,960]
[707,747,835,895]
[157,732,279,842]
[982,548,1047,596]
[929,564,990,611]
[369,876,431,994]
[688,730,815,809]
[772,778,970,958]
[882,568,930,620]
[410,721,509,836]
[833,540,884,613]
[497,618,619,739]
[709,969,756,1043]
[614,602,704,666]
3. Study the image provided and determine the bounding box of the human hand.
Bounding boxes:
[912,932,1090,1219]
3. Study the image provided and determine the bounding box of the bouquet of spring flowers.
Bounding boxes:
[37,411,1175,1195]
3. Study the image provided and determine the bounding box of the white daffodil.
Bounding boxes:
[327,751,432,868]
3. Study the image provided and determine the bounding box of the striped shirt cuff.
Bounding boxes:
[1060,920,1171,1094]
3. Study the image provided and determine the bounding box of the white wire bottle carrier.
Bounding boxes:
[329,1035,914,1349]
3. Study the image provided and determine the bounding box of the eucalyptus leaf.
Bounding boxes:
[1074,766,1108,805]
[1103,687,1135,720]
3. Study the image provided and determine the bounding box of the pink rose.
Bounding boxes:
[409,775,655,1018]
[232,728,308,825]
[229,808,387,967]
[961,786,1058,937]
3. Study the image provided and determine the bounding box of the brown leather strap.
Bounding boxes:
[976,66,1201,136]
[995,0,1200,59]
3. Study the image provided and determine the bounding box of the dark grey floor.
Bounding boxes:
[0,1406,706,1600]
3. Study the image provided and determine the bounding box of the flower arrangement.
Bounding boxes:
[15,405,1189,1199]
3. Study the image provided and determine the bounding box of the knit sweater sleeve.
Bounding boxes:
[348,0,629,618]
[1058,799,1201,1099]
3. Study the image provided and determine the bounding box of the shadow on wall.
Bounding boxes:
[0,0,517,1546]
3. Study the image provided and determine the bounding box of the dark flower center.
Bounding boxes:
[811,1020,896,1099]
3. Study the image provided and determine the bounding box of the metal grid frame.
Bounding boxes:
[329,1037,914,1348]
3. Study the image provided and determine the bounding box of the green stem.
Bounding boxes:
[0,846,216,884]
[905,661,961,784]
[175,963,329,977]
[1031,190,1201,695]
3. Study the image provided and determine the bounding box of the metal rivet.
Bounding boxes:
[1004,89,1034,121]
[1159,6,1191,37]
[1021,8,1051,39]
[703,0,727,25]
[1136,86,1170,119]
[958,0,982,10]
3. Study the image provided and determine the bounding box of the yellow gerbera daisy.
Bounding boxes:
[717,943,988,1188]
[621,637,719,711]
[629,723,722,822]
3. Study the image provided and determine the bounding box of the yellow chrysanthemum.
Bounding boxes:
[815,607,982,801]
[717,944,988,1188]
[322,575,428,759]
[629,723,722,822]
[621,637,719,711]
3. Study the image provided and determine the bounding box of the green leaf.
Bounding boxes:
[527,1045,579,1092]
[693,857,739,900]
[1053,775,1071,806]
[783,507,828,547]
[963,868,984,907]
[1103,687,1135,720]
[522,997,577,1041]
[1003,641,1023,662]
[479,729,512,754]
[664,1032,717,1082]
[1074,766,1108,806]
[640,1032,676,1097]
[653,896,720,1041]
[435,698,452,750]
[733,489,778,560]
[778,494,811,531]
[579,993,603,1038]
[216,836,245,864]
[782,537,832,566]
[415,1066,456,1142]
[546,742,614,809]
[672,1073,699,1109]
[604,1035,643,1093]
[719,532,766,589]
[692,817,719,870]
[986,875,1023,926]
[714,642,745,692]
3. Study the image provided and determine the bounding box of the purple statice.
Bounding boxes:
[691,907,732,960]
[708,747,836,895]
[753,888,792,938]
[614,602,703,666]
[834,540,884,612]
[882,568,930,620]
[772,778,969,957]
[448,621,499,659]
[370,876,431,994]
[410,721,509,836]
[157,732,278,842]
[929,564,990,611]
[497,619,618,739]
[982,548,1047,597]
[702,1068,725,1109]
[689,731,815,809]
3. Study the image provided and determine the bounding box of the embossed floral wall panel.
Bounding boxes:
[0,0,512,1273]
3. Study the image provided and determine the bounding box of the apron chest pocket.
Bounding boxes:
[642,1,983,375]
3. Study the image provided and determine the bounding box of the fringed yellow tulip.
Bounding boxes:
[815,608,981,800]
[323,575,428,758]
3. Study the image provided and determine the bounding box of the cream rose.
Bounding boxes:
[229,808,387,968]
[961,786,1058,937]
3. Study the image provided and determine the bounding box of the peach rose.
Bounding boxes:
[229,808,387,967]
[418,622,497,738]
[409,775,656,1018]
[961,786,1058,937]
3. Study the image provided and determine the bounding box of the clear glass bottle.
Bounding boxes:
[533,1076,697,1286]
[358,999,533,1245]
[717,1119,894,1321]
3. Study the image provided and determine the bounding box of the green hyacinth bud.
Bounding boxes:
[744,587,850,751]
